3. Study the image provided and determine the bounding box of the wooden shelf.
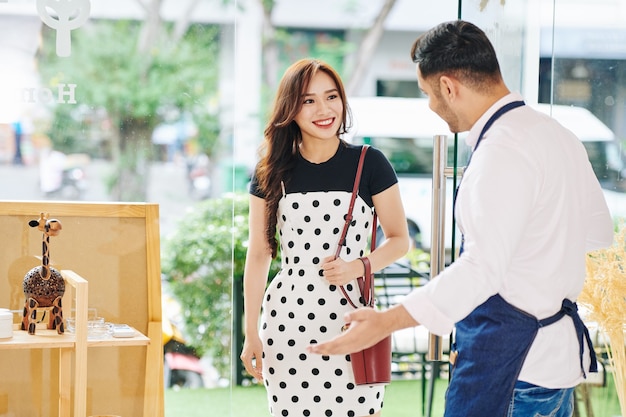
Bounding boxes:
[0,326,150,349]
[87,330,150,348]
[0,328,75,349]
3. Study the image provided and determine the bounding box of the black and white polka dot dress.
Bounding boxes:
[254,144,398,417]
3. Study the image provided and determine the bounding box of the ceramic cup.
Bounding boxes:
[0,309,13,339]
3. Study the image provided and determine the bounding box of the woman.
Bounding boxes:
[240,58,409,417]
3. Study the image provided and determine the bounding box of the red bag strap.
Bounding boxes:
[340,215,377,308]
[361,214,377,305]
[334,145,369,259]
[335,145,377,309]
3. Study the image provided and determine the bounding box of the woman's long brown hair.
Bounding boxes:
[256,58,351,258]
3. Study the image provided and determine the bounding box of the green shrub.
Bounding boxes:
[161,193,280,378]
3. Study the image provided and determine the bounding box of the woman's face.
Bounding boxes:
[294,71,344,143]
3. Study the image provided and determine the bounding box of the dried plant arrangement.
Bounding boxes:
[579,224,626,417]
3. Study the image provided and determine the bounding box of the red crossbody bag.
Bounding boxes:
[333,145,392,386]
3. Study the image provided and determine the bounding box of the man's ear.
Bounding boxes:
[439,75,458,100]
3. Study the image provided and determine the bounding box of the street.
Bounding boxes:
[0,159,199,238]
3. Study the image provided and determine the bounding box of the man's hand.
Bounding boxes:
[307,307,390,355]
[307,304,419,355]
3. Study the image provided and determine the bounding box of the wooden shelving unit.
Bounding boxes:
[0,270,150,417]
[0,201,163,417]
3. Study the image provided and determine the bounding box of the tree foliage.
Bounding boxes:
[161,193,281,378]
[38,20,221,200]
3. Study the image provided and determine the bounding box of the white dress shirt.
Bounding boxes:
[402,92,614,388]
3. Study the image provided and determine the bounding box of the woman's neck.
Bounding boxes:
[299,138,340,164]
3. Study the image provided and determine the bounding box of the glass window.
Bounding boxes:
[2,1,624,416]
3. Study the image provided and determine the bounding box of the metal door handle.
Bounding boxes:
[427,135,447,362]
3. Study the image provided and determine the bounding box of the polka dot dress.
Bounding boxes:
[260,189,384,417]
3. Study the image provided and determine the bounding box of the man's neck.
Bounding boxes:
[468,84,511,127]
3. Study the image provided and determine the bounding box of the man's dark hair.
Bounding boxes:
[410,20,502,89]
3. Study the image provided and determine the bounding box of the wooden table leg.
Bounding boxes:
[59,347,71,417]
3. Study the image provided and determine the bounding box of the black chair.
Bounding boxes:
[375,262,449,417]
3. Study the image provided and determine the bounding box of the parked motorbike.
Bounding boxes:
[163,317,204,389]
[40,151,89,200]
[162,278,204,389]
[186,153,211,200]
[44,166,87,200]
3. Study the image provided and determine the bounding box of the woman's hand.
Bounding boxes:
[321,256,364,286]
[240,334,264,382]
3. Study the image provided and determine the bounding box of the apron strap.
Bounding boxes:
[538,299,598,377]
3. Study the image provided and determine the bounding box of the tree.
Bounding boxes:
[161,193,281,378]
[345,0,398,95]
[258,0,280,93]
[39,1,221,201]
[257,0,399,96]
[481,0,506,11]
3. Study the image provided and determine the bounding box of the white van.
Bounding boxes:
[346,96,626,249]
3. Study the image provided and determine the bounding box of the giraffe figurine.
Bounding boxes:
[21,213,66,335]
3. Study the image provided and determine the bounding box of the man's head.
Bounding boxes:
[411,20,502,92]
[410,20,508,132]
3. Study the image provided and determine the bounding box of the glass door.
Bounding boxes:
[3,0,624,416]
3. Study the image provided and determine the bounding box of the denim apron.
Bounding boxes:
[446,100,598,416]
[445,295,597,417]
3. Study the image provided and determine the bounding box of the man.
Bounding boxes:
[308,20,614,417]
